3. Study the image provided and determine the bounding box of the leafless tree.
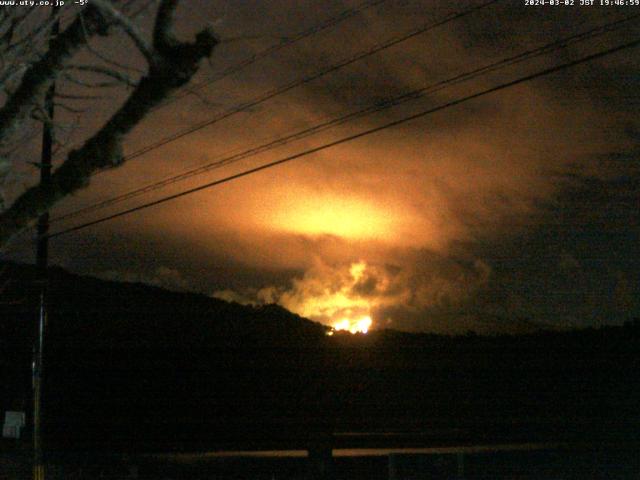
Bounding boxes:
[0,0,218,249]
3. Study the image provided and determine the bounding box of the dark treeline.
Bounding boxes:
[1,262,639,452]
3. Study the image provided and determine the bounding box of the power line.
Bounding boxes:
[115,0,500,164]
[51,0,501,222]
[80,0,395,182]
[47,36,640,239]
[50,12,640,224]
[52,13,638,224]
[158,0,391,107]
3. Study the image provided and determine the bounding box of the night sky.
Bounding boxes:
[4,0,640,334]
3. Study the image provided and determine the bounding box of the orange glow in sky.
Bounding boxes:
[267,193,399,240]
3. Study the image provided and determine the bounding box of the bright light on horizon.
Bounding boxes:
[332,315,373,334]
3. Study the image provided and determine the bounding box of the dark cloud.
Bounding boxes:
[5,1,639,333]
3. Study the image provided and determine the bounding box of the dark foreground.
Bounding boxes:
[3,441,640,479]
[2,263,640,477]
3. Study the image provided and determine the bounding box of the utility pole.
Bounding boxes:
[33,15,59,480]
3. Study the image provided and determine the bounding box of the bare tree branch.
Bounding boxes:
[62,72,123,89]
[153,0,179,52]
[30,104,54,126]
[0,0,218,248]
[53,102,87,114]
[52,114,81,157]
[2,9,62,58]
[128,0,160,19]
[0,11,66,94]
[65,64,137,87]
[0,63,27,92]
[0,5,111,144]
[84,41,145,74]
[91,0,157,66]
[55,92,104,100]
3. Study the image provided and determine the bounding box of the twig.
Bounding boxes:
[0,0,219,247]
[55,92,104,100]
[0,5,110,142]
[53,102,87,114]
[61,71,123,89]
[91,0,158,65]
[79,11,145,74]
[66,64,137,87]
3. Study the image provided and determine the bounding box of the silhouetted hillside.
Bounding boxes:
[0,261,328,349]
[2,262,640,452]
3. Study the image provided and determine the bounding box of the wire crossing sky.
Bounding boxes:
[81,0,501,183]
[48,35,640,239]
[50,11,640,225]
[152,0,394,109]
[5,0,639,334]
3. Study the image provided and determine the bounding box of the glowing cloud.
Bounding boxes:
[332,315,372,334]
[249,255,494,333]
[258,260,376,329]
[267,194,396,240]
